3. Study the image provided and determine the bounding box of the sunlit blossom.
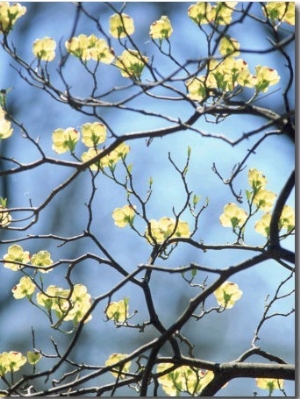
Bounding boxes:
[0,107,13,139]
[31,250,53,273]
[52,127,79,154]
[150,15,173,40]
[112,205,135,227]
[255,212,271,237]
[33,37,56,61]
[263,2,295,25]
[145,217,191,244]
[81,122,107,147]
[3,244,30,271]
[105,353,131,379]
[214,281,243,308]
[256,377,284,394]
[115,49,148,79]
[219,203,248,229]
[157,363,214,396]
[0,351,27,376]
[12,276,36,299]
[109,13,134,38]
[106,298,129,322]
[0,2,26,33]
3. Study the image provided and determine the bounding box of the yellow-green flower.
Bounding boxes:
[157,363,214,396]
[255,212,271,237]
[253,65,280,93]
[81,122,107,147]
[219,203,248,229]
[0,204,12,227]
[256,378,284,395]
[100,143,130,168]
[253,189,277,212]
[81,147,102,171]
[0,351,27,376]
[210,2,237,25]
[279,205,295,233]
[188,2,212,24]
[105,353,131,379]
[109,13,134,38]
[263,2,295,25]
[0,107,13,139]
[12,276,36,299]
[0,2,26,33]
[146,217,191,244]
[112,205,135,227]
[26,351,42,365]
[3,244,30,271]
[31,250,53,273]
[214,281,243,308]
[248,168,268,191]
[115,49,148,79]
[150,15,173,40]
[219,36,240,56]
[65,35,114,63]
[106,298,129,323]
[36,284,92,324]
[33,37,56,61]
[52,127,79,154]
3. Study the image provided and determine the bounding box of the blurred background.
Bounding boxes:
[0,2,295,396]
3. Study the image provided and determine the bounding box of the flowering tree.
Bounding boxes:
[0,2,295,397]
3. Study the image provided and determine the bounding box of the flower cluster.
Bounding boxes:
[3,244,53,273]
[0,351,27,377]
[0,2,26,34]
[37,284,92,324]
[106,298,129,323]
[157,363,214,396]
[263,2,295,25]
[247,168,294,238]
[150,15,173,41]
[112,205,136,228]
[33,37,56,61]
[146,217,191,244]
[188,2,237,26]
[256,377,284,394]
[187,55,280,101]
[52,122,130,171]
[0,197,11,227]
[214,281,243,309]
[109,13,134,38]
[0,106,13,139]
[115,49,148,79]
[65,34,115,63]
[105,353,131,379]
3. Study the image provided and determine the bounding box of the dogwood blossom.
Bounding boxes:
[150,15,173,40]
[0,351,27,376]
[109,13,134,38]
[157,363,214,396]
[219,203,248,229]
[106,298,129,323]
[81,122,107,147]
[0,2,26,33]
[12,276,36,299]
[3,244,30,271]
[33,37,56,61]
[112,205,135,228]
[0,106,13,139]
[52,127,79,154]
[105,353,131,379]
[115,49,148,79]
[214,281,243,308]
